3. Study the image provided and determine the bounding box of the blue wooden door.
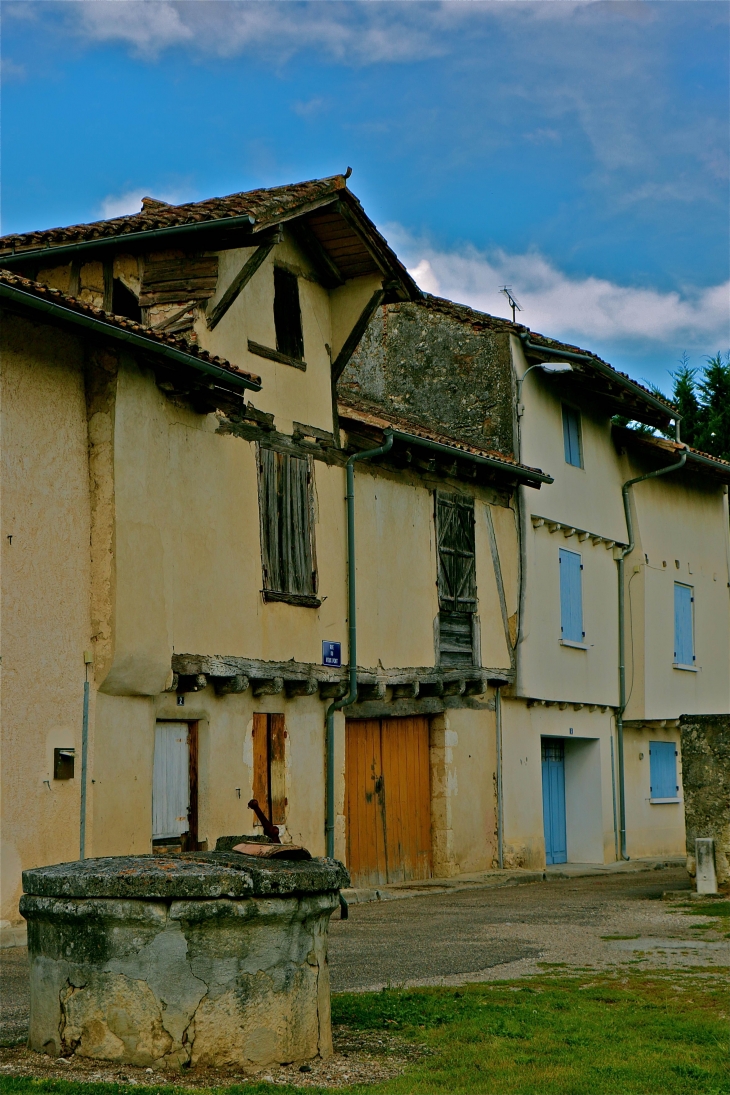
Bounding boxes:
[542,738,567,864]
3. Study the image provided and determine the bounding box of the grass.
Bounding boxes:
[1,973,728,1095]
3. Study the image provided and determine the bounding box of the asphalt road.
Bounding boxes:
[327,867,728,991]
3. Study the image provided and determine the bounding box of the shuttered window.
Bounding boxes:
[674,583,694,665]
[273,267,304,361]
[562,405,582,468]
[559,548,584,643]
[252,713,287,825]
[257,446,319,606]
[436,492,477,667]
[649,740,679,800]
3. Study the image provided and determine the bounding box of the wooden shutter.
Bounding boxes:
[269,714,287,825]
[562,405,582,467]
[258,447,316,597]
[274,267,304,361]
[436,493,476,613]
[559,548,584,642]
[152,723,189,840]
[674,583,694,664]
[252,712,270,821]
[649,741,678,799]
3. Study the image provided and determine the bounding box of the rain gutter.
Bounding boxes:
[0,282,261,394]
[387,428,553,487]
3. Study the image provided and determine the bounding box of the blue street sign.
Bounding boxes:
[322,641,342,667]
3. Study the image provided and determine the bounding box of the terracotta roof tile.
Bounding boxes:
[0,269,260,387]
[0,176,347,255]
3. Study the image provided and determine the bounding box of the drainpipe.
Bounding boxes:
[325,430,394,859]
[495,685,504,869]
[616,442,687,859]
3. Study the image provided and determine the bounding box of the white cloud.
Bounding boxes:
[98,187,184,218]
[391,227,730,353]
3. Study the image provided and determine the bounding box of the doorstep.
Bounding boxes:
[342,856,688,906]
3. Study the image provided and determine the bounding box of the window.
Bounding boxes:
[562,405,582,468]
[436,491,477,666]
[257,446,319,606]
[674,583,695,667]
[273,267,304,361]
[252,713,287,826]
[559,548,585,644]
[649,740,679,801]
[111,278,142,323]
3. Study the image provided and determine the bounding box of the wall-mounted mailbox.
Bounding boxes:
[53,748,75,780]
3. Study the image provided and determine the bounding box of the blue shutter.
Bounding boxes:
[674,583,694,664]
[650,741,678,799]
[559,549,584,642]
[562,406,582,467]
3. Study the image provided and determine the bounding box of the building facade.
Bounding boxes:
[1,177,729,938]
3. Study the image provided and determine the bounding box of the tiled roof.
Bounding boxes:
[613,424,730,477]
[0,269,261,387]
[338,396,548,479]
[0,176,348,255]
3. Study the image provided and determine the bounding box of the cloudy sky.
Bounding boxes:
[2,0,728,392]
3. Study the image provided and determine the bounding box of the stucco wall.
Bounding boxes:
[622,725,685,859]
[0,315,92,923]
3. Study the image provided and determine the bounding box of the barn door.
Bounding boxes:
[345,716,432,887]
[152,721,198,850]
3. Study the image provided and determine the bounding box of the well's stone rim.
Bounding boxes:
[22,852,349,901]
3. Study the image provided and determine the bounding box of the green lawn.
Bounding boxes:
[1,972,728,1095]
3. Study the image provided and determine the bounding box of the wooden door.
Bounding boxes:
[152,721,198,849]
[541,737,567,865]
[346,716,432,887]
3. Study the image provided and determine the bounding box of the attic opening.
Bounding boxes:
[273,267,304,362]
[112,278,142,323]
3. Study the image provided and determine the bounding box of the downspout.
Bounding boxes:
[495,685,504,869]
[616,442,687,859]
[325,430,394,859]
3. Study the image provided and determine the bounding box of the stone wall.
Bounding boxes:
[680,714,730,884]
[341,299,515,456]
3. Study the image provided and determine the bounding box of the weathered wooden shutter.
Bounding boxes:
[562,405,582,467]
[269,714,287,825]
[252,712,270,820]
[559,548,584,642]
[674,583,694,664]
[258,447,316,597]
[152,722,189,840]
[274,267,304,361]
[436,493,476,613]
[649,741,678,799]
[436,492,476,666]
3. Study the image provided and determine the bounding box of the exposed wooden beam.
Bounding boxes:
[206,230,280,331]
[248,339,307,372]
[331,287,385,383]
[288,221,344,288]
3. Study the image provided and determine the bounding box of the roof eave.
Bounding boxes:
[0,281,261,394]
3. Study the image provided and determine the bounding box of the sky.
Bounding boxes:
[2,0,729,394]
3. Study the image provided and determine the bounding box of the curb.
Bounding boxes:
[342,857,688,907]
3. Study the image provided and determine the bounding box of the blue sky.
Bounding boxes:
[2,1,728,393]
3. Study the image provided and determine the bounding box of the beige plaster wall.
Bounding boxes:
[623,474,730,721]
[0,315,92,922]
[444,706,498,874]
[622,725,685,858]
[500,697,618,868]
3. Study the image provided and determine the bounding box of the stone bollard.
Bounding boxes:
[20,851,348,1070]
[695,838,718,895]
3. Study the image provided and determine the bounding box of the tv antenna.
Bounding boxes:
[499,286,522,323]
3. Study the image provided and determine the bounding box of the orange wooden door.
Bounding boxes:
[345,716,432,887]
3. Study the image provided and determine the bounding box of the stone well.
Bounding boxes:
[20,851,349,1070]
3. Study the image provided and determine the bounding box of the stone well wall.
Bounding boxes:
[21,852,348,1070]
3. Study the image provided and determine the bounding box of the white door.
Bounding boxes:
[152,722,190,840]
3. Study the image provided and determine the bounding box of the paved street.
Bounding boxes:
[329,867,728,991]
